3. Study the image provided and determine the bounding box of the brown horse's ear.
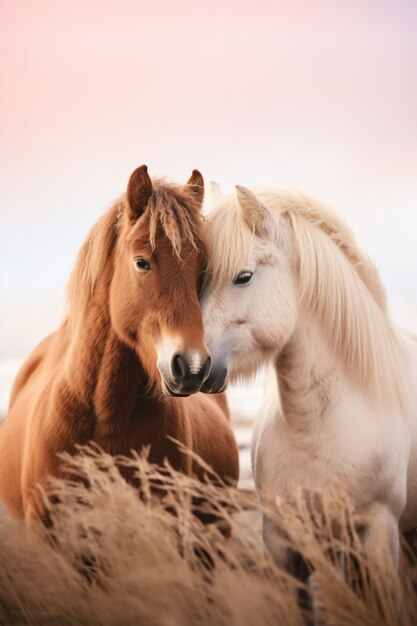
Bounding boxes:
[127,165,153,221]
[186,169,204,205]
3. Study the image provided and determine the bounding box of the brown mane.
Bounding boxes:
[67,200,122,324]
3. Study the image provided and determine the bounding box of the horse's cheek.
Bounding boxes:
[109,270,140,345]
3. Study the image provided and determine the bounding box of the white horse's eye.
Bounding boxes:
[233,271,253,285]
[134,258,151,272]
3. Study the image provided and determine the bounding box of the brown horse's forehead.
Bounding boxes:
[127,217,208,267]
[157,236,207,275]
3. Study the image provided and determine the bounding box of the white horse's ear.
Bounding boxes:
[236,185,268,235]
[208,181,222,207]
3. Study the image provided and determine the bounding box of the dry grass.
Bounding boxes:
[0,445,415,626]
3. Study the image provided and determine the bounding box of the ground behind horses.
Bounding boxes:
[0,445,416,626]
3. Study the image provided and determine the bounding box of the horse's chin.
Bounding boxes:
[160,379,191,397]
[165,388,191,398]
[227,345,275,383]
[160,377,213,398]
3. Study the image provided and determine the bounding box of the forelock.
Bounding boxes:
[147,183,206,259]
[206,196,256,290]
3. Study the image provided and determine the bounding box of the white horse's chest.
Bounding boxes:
[252,384,410,517]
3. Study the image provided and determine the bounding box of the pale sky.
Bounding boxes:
[1,0,417,358]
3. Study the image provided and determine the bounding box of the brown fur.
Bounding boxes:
[0,166,239,525]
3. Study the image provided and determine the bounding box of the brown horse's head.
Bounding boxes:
[110,165,211,396]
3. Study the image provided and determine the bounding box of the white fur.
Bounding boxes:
[208,181,222,207]
[202,185,417,567]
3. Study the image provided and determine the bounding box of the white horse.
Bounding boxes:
[201,183,417,569]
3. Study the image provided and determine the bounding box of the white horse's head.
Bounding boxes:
[200,185,298,392]
[201,183,406,414]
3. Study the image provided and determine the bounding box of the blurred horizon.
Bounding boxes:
[1,0,417,369]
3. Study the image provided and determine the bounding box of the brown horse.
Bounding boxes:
[0,166,239,525]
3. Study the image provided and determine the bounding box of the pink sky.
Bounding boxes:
[1,0,417,356]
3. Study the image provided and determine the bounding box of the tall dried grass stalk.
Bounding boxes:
[0,446,415,626]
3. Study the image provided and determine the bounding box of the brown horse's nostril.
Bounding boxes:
[170,353,211,389]
[172,353,188,379]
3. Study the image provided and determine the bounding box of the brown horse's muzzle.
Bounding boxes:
[159,351,211,397]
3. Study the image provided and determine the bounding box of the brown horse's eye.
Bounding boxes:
[134,258,151,272]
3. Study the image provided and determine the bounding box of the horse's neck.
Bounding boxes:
[63,260,147,411]
[275,313,343,434]
[93,329,148,422]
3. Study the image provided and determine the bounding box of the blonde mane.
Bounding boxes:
[208,187,407,410]
[68,181,205,326]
